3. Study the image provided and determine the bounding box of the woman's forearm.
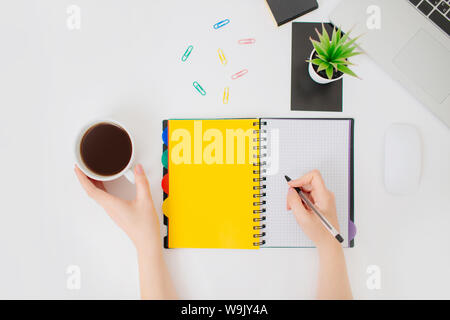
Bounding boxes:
[137,245,177,300]
[317,243,353,300]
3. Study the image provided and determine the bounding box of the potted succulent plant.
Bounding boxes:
[307,24,362,84]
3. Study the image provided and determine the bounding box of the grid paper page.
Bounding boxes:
[261,119,351,248]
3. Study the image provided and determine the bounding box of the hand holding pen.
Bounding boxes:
[285,170,344,248]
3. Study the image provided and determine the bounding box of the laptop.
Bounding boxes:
[330,0,450,127]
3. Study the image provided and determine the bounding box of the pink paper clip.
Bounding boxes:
[238,38,256,45]
[231,69,248,80]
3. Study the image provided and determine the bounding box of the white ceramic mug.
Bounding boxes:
[74,119,135,183]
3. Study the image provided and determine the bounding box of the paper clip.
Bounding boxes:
[231,69,248,80]
[238,38,256,45]
[193,81,206,96]
[213,19,230,29]
[181,45,193,62]
[223,87,229,104]
[218,48,227,65]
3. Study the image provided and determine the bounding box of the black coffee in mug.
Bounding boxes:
[80,122,133,176]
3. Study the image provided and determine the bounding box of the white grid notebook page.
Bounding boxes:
[261,119,351,248]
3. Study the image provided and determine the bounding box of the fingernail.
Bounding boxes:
[135,164,144,175]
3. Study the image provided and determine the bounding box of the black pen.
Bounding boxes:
[285,175,344,244]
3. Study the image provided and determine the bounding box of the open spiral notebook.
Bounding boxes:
[161,118,355,249]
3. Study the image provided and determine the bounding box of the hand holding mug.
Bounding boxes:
[74,119,161,251]
[74,164,162,253]
[75,119,135,183]
[74,119,177,299]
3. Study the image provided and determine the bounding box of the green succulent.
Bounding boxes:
[307,24,363,80]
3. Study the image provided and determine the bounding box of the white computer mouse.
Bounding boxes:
[384,124,422,195]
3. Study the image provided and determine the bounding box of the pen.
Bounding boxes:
[284,175,344,244]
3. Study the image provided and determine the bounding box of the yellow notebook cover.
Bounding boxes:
[162,119,261,249]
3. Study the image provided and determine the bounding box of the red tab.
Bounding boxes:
[161,174,169,194]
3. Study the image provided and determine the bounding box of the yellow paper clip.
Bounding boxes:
[223,87,229,104]
[218,48,227,65]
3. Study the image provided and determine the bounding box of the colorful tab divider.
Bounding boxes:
[162,120,169,248]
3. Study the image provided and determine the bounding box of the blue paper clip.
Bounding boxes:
[181,45,193,62]
[213,19,230,30]
[193,81,206,96]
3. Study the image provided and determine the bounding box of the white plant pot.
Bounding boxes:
[308,50,344,84]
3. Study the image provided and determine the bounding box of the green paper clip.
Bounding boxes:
[193,81,206,96]
[181,45,193,62]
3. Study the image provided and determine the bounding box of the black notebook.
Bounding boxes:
[291,22,343,112]
[266,0,318,26]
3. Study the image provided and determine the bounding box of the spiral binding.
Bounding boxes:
[252,120,268,246]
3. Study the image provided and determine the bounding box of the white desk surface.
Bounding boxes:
[0,0,449,299]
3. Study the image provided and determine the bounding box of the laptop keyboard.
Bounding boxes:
[408,0,450,36]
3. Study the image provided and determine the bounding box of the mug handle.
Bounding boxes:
[124,168,135,184]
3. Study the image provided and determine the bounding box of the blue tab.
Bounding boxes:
[162,127,168,145]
